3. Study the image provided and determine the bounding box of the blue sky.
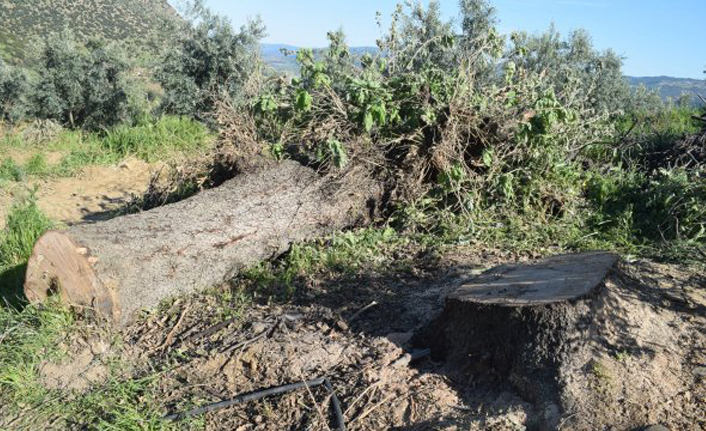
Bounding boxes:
[197,0,705,79]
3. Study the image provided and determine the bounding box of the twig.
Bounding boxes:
[697,247,706,260]
[350,392,399,425]
[281,323,332,431]
[221,329,269,355]
[181,316,239,345]
[0,324,19,346]
[696,92,706,106]
[343,381,380,417]
[155,304,191,352]
[349,301,378,322]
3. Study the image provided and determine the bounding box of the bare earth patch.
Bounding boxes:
[5,250,704,430]
[0,158,161,229]
[40,337,112,392]
[115,254,703,430]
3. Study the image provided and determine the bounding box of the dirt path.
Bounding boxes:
[0,158,161,229]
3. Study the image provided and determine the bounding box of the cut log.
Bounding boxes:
[421,252,619,427]
[25,160,378,325]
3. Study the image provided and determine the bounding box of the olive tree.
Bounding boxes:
[31,33,136,130]
[156,2,266,119]
[0,58,31,124]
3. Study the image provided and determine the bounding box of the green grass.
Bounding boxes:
[245,227,408,297]
[0,197,198,429]
[0,298,193,430]
[0,195,52,266]
[0,195,54,305]
[0,157,25,183]
[0,115,212,182]
[0,301,74,411]
[101,115,211,162]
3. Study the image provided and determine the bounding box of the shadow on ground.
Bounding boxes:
[0,263,28,310]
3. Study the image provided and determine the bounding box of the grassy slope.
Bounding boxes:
[0,0,175,63]
[0,115,212,185]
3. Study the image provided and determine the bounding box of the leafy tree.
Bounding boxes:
[381,1,457,74]
[507,26,660,113]
[0,58,31,123]
[156,1,266,118]
[31,33,135,130]
[458,0,503,80]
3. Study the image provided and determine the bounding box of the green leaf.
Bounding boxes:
[313,73,331,88]
[371,102,387,126]
[421,108,437,125]
[256,95,277,113]
[295,90,312,112]
[327,138,349,168]
[482,149,494,167]
[270,142,284,160]
[363,110,374,132]
[442,35,455,49]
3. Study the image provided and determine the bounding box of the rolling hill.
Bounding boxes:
[0,0,176,63]
[628,76,706,105]
[260,43,381,76]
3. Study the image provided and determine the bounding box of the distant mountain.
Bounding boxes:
[260,43,301,75]
[260,43,379,76]
[627,76,706,105]
[0,0,176,63]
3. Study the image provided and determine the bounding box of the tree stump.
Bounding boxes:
[422,252,619,425]
[24,160,378,325]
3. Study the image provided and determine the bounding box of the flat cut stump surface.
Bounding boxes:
[451,251,619,305]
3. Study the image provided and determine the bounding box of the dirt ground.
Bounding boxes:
[26,250,706,431]
[0,158,161,229]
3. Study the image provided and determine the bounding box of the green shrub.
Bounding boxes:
[238,1,615,227]
[587,167,706,245]
[215,0,703,264]
[617,107,702,171]
[157,3,266,118]
[31,33,140,130]
[0,58,31,123]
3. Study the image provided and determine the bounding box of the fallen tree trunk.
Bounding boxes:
[25,160,378,324]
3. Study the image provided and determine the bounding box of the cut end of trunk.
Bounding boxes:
[24,231,116,319]
[450,251,619,306]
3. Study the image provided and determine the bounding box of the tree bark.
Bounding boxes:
[24,160,378,325]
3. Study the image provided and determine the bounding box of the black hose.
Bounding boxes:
[164,377,326,421]
[164,377,347,430]
[324,379,346,431]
